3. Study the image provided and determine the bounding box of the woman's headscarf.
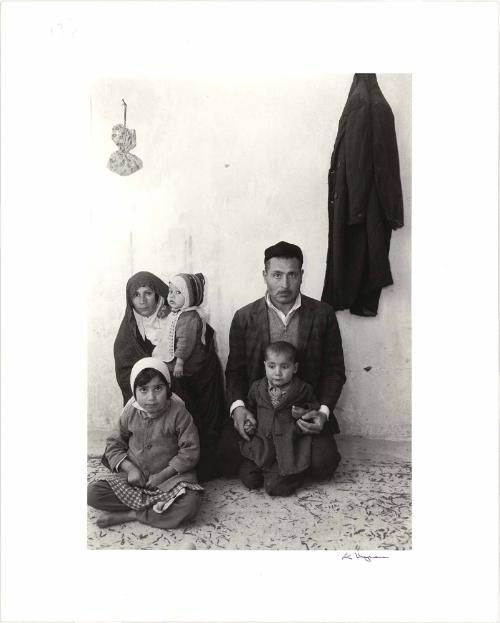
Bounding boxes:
[125,271,170,311]
[114,271,171,404]
[132,294,166,345]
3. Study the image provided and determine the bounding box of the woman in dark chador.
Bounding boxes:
[112,271,226,481]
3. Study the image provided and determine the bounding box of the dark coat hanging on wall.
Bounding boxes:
[321,73,404,316]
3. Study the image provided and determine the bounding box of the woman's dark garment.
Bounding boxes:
[112,271,226,481]
[171,322,227,481]
[113,271,171,403]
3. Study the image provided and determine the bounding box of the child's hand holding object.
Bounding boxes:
[157,303,169,319]
[146,472,166,489]
[291,405,308,420]
[127,465,146,487]
[243,418,256,436]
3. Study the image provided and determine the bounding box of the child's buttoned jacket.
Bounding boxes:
[104,394,200,491]
[240,376,319,476]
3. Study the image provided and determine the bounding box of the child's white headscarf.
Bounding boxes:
[129,357,174,413]
[130,357,171,393]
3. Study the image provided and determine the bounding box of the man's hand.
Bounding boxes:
[296,409,327,435]
[233,406,256,441]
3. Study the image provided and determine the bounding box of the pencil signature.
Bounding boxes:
[342,552,389,562]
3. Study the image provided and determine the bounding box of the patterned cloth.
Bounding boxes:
[268,382,290,408]
[99,473,203,513]
[157,310,183,362]
[108,124,143,176]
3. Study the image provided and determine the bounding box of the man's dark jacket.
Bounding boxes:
[322,73,404,316]
[225,295,346,433]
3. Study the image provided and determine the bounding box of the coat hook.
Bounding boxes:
[122,99,127,128]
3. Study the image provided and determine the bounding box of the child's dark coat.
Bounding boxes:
[239,376,320,476]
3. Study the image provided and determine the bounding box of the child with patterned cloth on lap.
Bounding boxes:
[87,357,203,530]
[238,341,320,497]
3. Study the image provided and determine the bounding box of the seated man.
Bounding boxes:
[218,240,346,481]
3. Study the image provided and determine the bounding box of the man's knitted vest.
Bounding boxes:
[267,307,300,347]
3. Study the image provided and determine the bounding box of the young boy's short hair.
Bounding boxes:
[265,341,298,363]
[133,367,172,398]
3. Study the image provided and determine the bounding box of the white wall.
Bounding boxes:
[88,73,411,439]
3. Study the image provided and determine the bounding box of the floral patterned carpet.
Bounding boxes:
[87,449,411,550]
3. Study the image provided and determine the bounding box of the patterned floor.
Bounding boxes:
[87,454,411,550]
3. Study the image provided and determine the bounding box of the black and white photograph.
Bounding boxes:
[1,2,498,622]
[86,72,412,551]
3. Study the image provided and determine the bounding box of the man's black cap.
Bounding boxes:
[264,241,303,265]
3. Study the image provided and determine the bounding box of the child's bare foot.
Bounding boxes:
[97,510,137,528]
[171,540,197,550]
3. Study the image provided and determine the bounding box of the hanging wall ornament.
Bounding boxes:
[107,99,143,176]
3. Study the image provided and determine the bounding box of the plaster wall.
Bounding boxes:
[88,73,411,440]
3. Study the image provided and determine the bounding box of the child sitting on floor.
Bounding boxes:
[87,357,203,530]
[238,341,320,497]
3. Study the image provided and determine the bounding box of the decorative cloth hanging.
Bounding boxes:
[107,99,143,176]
